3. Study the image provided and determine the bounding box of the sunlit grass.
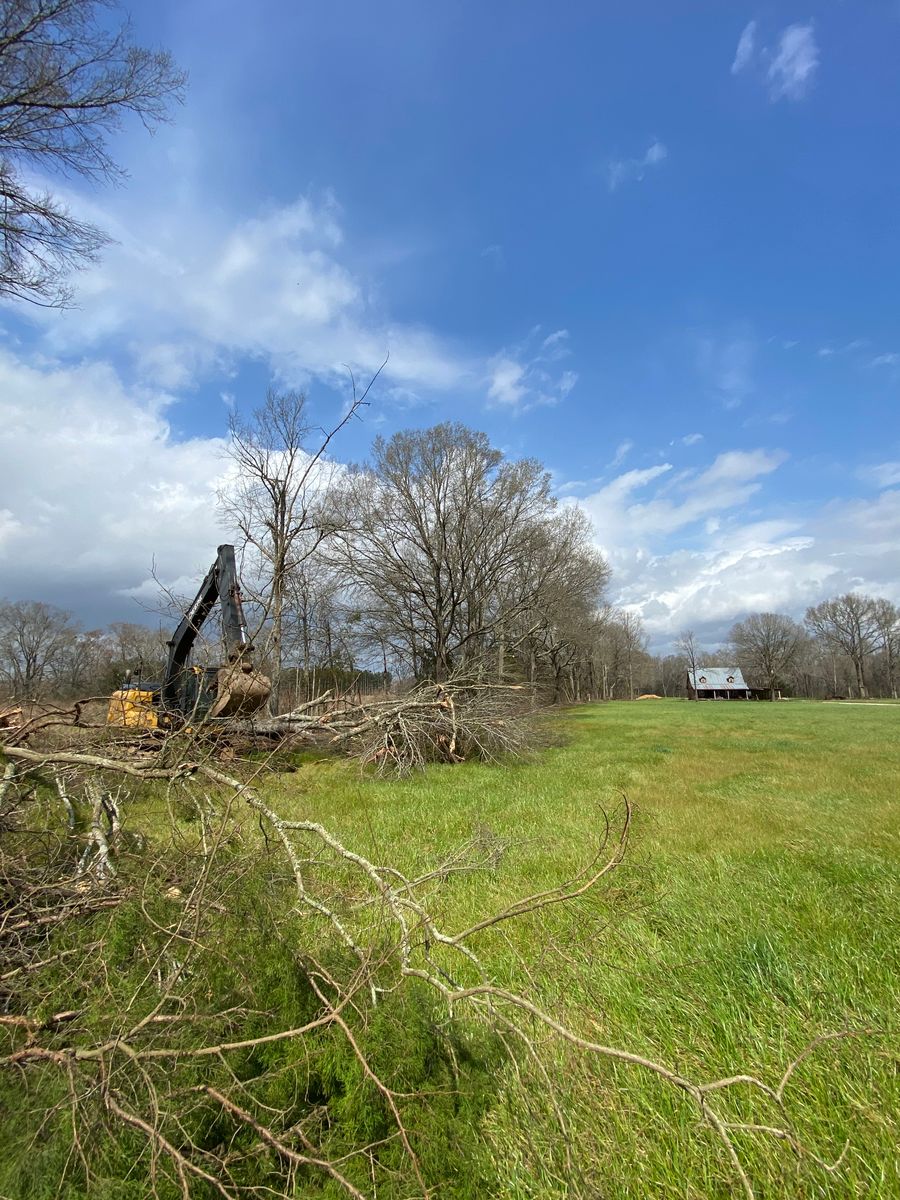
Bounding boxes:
[260,699,900,1197]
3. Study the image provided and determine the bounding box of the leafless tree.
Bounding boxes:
[583,607,646,701]
[106,620,168,681]
[805,594,879,699]
[649,653,686,697]
[330,423,597,682]
[501,509,610,698]
[871,598,899,700]
[618,610,646,699]
[222,385,369,706]
[729,611,804,700]
[0,0,186,306]
[675,630,701,698]
[0,598,79,699]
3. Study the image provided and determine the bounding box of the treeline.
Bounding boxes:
[219,398,643,706]
[2,393,898,705]
[0,609,169,702]
[673,597,900,700]
[0,401,635,704]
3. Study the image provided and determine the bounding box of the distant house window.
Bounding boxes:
[698,676,707,684]
[726,675,734,684]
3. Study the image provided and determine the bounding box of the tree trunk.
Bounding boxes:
[854,656,868,699]
[271,580,283,714]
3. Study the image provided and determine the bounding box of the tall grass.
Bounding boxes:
[2,701,896,1197]
[262,700,899,1197]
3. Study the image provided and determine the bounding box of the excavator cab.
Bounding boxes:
[107,546,271,729]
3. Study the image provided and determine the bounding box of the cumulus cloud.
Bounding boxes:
[731,20,819,102]
[607,140,668,192]
[12,191,475,400]
[3,356,898,654]
[0,349,229,619]
[574,447,900,648]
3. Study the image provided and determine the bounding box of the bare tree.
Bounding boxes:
[872,598,899,700]
[650,653,687,698]
[585,608,648,701]
[0,0,186,306]
[805,594,879,699]
[330,423,586,682]
[619,610,646,699]
[0,598,79,699]
[501,509,610,698]
[99,620,168,690]
[222,386,369,706]
[729,612,804,701]
[675,630,701,698]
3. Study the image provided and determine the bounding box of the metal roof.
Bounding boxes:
[688,667,749,691]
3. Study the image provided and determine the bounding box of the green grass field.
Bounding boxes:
[262,699,900,1198]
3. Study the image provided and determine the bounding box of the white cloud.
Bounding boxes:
[481,243,504,270]
[868,463,900,489]
[486,328,577,411]
[558,370,578,398]
[870,353,900,368]
[583,449,785,543]
[12,191,475,400]
[487,357,527,407]
[731,21,757,74]
[0,350,228,617]
[11,184,584,420]
[731,20,820,103]
[680,432,704,446]
[541,329,570,357]
[609,440,634,468]
[574,446,900,647]
[767,22,819,101]
[607,140,668,192]
[3,354,897,654]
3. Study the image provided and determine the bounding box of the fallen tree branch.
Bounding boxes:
[0,734,878,1199]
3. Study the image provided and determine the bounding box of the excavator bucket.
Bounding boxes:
[208,664,272,719]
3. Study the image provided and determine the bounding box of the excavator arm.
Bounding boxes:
[162,545,270,719]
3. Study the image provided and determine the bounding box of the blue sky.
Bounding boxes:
[1,1,899,647]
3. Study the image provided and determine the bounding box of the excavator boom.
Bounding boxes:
[108,546,270,729]
[163,545,271,720]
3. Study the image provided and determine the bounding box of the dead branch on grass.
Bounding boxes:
[0,734,872,1200]
[272,675,542,774]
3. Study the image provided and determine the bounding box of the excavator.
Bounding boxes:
[107,545,271,730]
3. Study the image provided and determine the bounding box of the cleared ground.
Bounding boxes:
[264,699,900,1198]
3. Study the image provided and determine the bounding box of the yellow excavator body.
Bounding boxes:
[106,688,160,730]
